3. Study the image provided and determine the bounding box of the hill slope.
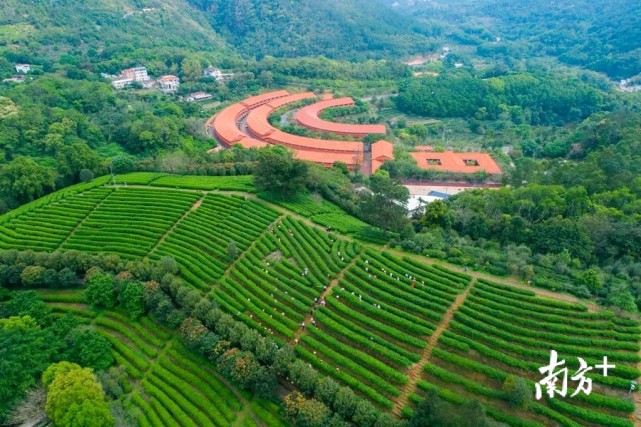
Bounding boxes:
[187,0,436,60]
[387,0,641,80]
[0,0,232,65]
[1,173,639,426]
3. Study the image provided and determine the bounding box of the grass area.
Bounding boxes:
[259,191,390,244]
[113,172,169,185]
[149,175,256,192]
[0,23,33,43]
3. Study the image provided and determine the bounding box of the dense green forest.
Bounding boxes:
[396,71,606,125]
[188,0,435,60]
[390,0,641,80]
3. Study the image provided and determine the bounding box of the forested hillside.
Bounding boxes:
[0,0,232,70]
[188,0,436,60]
[389,0,641,80]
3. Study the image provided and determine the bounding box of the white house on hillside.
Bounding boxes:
[158,75,180,93]
[203,66,234,83]
[15,64,30,73]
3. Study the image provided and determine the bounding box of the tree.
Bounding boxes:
[410,389,459,427]
[503,375,532,408]
[576,268,602,293]
[333,386,358,419]
[56,268,78,288]
[374,413,402,427]
[359,170,409,232]
[43,362,114,427]
[68,330,114,370]
[20,266,46,287]
[296,399,331,427]
[84,273,116,309]
[110,156,134,174]
[118,281,145,319]
[284,391,306,419]
[159,257,179,276]
[0,157,55,202]
[6,386,46,426]
[352,399,377,427]
[56,143,100,180]
[315,377,340,407]
[289,359,319,396]
[181,56,203,82]
[218,349,260,389]
[460,399,488,427]
[79,169,94,182]
[531,217,592,261]
[420,200,454,229]
[254,149,309,198]
[2,291,52,326]
[0,316,53,421]
[609,283,637,313]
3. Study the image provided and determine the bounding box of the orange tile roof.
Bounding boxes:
[210,90,293,148]
[293,149,364,168]
[159,75,179,82]
[240,90,290,108]
[410,151,502,174]
[295,97,387,137]
[246,92,316,139]
[243,93,363,154]
[370,140,395,173]
[212,103,248,144]
[266,92,315,109]
[267,129,363,153]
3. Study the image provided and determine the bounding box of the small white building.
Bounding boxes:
[185,91,213,102]
[112,78,134,89]
[454,62,464,69]
[15,64,30,73]
[158,75,180,93]
[203,66,234,82]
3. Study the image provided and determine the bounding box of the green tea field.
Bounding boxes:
[1,173,639,426]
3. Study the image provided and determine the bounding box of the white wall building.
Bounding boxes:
[15,64,30,73]
[122,67,149,82]
[158,75,180,93]
[112,78,134,89]
[203,66,234,82]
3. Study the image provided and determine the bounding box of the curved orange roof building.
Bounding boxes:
[295,97,386,138]
[245,92,315,139]
[208,90,394,172]
[207,90,290,149]
[245,94,364,155]
[207,91,501,177]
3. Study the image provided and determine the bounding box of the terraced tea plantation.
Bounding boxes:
[298,249,470,409]
[1,174,639,426]
[411,279,641,427]
[149,194,279,291]
[39,290,286,427]
[213,216,359,338]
